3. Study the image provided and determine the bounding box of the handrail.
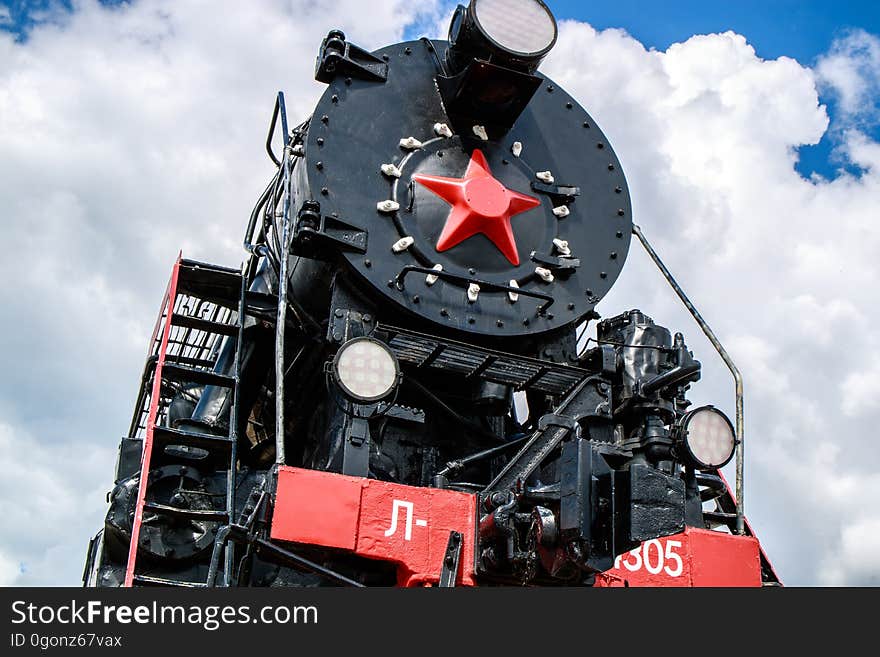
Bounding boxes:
[631,224,745,535]
[265,91,289,167]
[274,92,292,466]
[394,265,555,315]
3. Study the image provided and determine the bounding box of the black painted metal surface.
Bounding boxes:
[304,39,632,337]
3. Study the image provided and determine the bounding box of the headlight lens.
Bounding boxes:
[332,337,400,403]
[678,406,736,470]
[473,0,557,56]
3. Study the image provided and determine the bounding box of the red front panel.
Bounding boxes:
[270,468,363,551]
[599,527,762,587]
[273,468,762,587]
[271,467,477,586]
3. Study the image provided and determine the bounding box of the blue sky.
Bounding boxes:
[6,1,879,62]
[548,0,880,179]
[552,1,880,63]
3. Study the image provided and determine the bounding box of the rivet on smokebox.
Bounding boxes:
[511,142,523,157]
[553,238,571,256]
[508,279,520,303]
[536,267,555,283]
[434,123,453,138]
[536,171,554,184]
[553,205,570,218]
[467,283,480,303]
[381,163,402,178]
[399,136,423,150]
[426,264,443,286]
[472,125,489,141]
[392,236,414,253]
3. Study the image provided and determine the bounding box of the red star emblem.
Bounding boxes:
[413,149,541,266]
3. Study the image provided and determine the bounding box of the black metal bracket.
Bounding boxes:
[530,181,581,204]
[481,376,612,502]
[439,531,463,587]
[638,333,701,396]
[342,416,371,477]
[315,30,388,84]
[393,265,554,315]
[206,486,365,588]
[530,251,580,272]
[538,414,581,435]
[437,59,541,138]
[294,201,368,257]
[327,276,378,344]
[328,308,374,344]
[253,537,364,587]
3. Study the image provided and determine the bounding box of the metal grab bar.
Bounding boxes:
[394,265,555,315]
[265,91,289,167]
[274,91,291,466]
[631,224,745,535]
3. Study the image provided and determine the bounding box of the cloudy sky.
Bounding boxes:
[1,0,879,586]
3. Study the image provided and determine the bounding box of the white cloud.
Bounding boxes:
[544,22,880,585]
[820,515,880,585]
[840,356,880,418]
[0,421,113,586]
[817,29,880,125]
[0,0,439,586]
[1,1,879,586]
[815,29,880,176]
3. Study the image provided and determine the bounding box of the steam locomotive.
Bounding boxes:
[84,0,779,587]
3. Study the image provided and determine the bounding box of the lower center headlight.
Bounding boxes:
[678,406,736,470]
[332,337,400,403]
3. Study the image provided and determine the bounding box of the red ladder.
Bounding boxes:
[124,255,245,587]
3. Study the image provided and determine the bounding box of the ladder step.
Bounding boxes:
[161,363,236,389]
[177,260,242,307]
[149,354,218,373]
[167,355,217,369]
[170,313,240,337]
[143,502,229,523]
[132,574,207,588]
[704,511,737,525]
[152,426,234,453]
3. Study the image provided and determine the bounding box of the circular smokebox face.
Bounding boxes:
[473,0,557,56]
[306,40,632,338]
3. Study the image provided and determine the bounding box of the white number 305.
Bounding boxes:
[613,539,684,577]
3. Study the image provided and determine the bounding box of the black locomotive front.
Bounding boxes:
[85,0,749,588]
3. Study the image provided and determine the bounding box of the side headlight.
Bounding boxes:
[677,405,736,470]
[331,337,400,403]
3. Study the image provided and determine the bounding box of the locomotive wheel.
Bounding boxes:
[104,465,222,564]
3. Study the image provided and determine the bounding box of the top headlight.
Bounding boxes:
[472,0,557,57]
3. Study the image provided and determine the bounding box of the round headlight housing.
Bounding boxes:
[472,0,557,57]
[331,337,400,403]
[677,406,736,470]
[447,0,558,75]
